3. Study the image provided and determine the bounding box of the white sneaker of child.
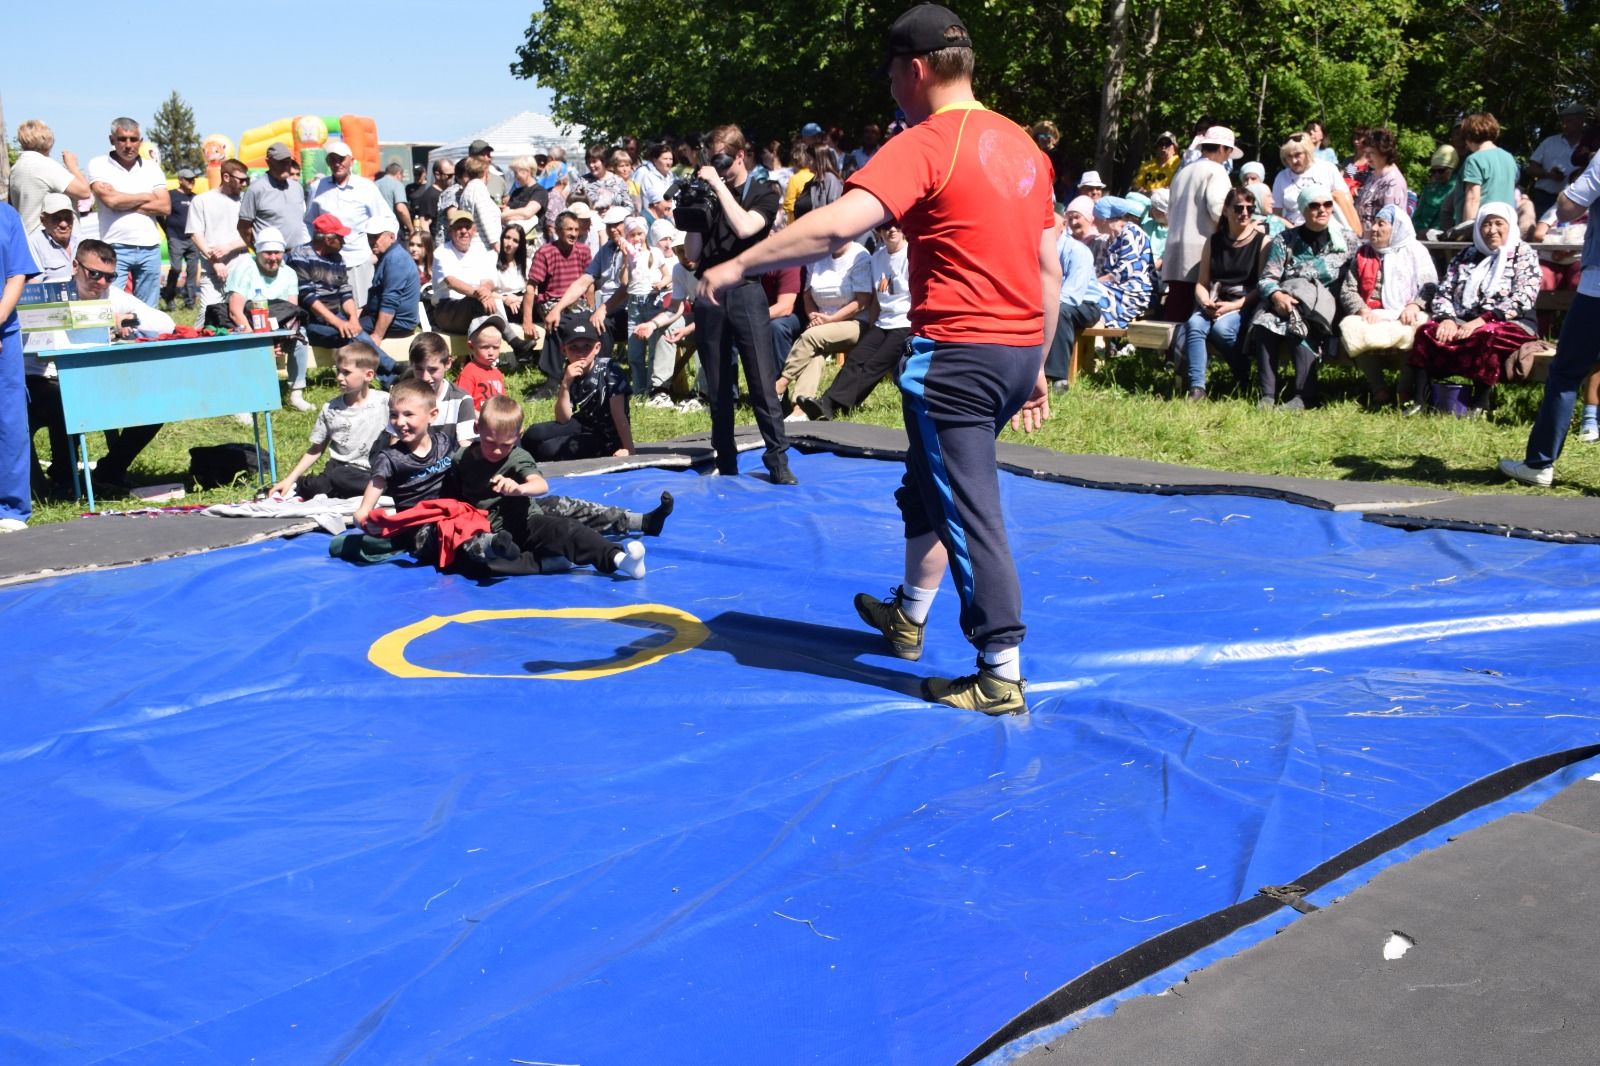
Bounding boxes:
[614,539,647,580]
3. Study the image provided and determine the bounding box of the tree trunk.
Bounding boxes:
[1126,2,1164,182]
[1096,0,1132,177]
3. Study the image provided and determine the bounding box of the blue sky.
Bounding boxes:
[6,0,554,162]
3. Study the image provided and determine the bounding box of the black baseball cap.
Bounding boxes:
[884,4,972,65]
[558,313,599,346]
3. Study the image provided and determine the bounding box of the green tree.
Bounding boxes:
[510,0,1591,187]
[148,91,203,176]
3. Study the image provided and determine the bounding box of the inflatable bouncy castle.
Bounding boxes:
[237,115,380,185]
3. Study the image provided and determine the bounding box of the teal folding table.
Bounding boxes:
[40,331,290,511]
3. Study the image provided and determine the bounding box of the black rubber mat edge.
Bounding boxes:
[954,742,1600,1066]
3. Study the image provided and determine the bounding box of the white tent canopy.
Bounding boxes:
[427,110,588,165]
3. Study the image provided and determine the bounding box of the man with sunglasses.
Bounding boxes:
[85,118,170,309]
[25,239,175,497]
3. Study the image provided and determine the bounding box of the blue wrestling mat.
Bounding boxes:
[4,448,1600,1064]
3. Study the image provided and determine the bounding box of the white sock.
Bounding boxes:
[899,583,938,624]
[615,540,647,580]
[981,644,1021,681]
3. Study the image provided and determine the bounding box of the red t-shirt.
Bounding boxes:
[846,103,1054,345]
[455,362,506,413]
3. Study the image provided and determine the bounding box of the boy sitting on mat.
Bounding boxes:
[270,345,389,500]
[339,380,653,579]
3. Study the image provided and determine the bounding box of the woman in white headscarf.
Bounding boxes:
[1406,202,1540,413]
[1337,204,1439,406]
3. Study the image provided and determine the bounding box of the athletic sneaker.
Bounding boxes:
[0,517,27,534]
[921,658,1028,715]
[646,392,676,409]
[1579,424,1600,443]
[1497,458,1554,487]
[853,587,925,661]
[677,397,706,413]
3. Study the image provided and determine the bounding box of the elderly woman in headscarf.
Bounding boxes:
[1338,204,1439,407]
[1406,201,1540,415]
[1092,195,1155,329]
[1241,184,1351,408]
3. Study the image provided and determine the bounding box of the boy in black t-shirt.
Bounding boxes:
[445,396,652,577]
[521,314,635,461]
[354,378,455,530]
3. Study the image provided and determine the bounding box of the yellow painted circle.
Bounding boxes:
[368,604,708,680]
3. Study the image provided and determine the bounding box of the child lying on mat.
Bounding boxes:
[338,381,667,578]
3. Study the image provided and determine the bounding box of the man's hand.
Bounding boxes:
[807,311,828,328]
[1009,372,1051,433]
[475,281,496,304]
[665,325,689,344]
[696,166,723,187]
[335,317,360,339]
[696,260,744,307]
[632,323,654,340]
[590,307,605,331]
[544,303,563,329]
[612,447,631,457]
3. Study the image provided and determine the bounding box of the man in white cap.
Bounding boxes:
[359,213,419,358]
[239,141,308,252]
[1077,170,1107,200]
[1160,124,1238,324]
[304,139,394,306]
[223,225,310,406]
[27,194,80,283]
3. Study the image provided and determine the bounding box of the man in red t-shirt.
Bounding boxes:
[700,3,1059,714]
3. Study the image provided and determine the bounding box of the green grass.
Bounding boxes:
[27,339,1598,526]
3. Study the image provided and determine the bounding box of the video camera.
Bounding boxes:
[667,149,736,233]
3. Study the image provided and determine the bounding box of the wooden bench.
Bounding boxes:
[1068,320,1177,386]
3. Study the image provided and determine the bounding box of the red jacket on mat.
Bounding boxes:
[367,499,489,569]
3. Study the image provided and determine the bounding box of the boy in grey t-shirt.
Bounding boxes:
[270,346,390,499]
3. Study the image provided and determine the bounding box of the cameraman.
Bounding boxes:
[683,125,796,484]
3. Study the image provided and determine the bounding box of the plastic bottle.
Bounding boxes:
[249,288,270,332]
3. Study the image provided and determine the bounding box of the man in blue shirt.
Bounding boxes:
[0,203,41,531]
[359,215,419,365]
[1042,201,1104,390]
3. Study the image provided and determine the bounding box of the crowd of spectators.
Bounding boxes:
[1,97,1597,530]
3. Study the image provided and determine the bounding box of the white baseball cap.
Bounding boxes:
[255,226,287,252]
[324,140,352,159]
